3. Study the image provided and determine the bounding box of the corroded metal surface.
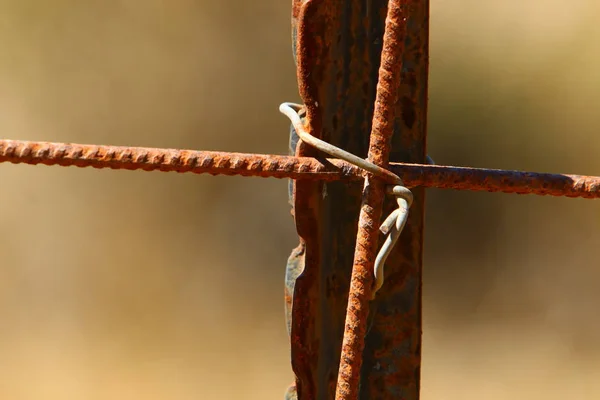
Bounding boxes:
[288,0,429,398]
[0,138,348,180]
[335,0,410,398]
[394,163,600,198]
[288,0,389,398]
[0,1,596,399]
[287,0,428,398]
[359,0,429,397]
[1,139,599,199]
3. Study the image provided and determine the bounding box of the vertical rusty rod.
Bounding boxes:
[335,0,409,398]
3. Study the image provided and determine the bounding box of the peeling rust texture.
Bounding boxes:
[336,0,410,398]
[359,0,429,397]
[393,163,600,198]
[288,0,382,397]
[287,0,428,399]
[0,139,348,180]
[1,139,598,199]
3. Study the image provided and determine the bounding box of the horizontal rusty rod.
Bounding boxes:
[0,139,599,199]
[0,139,350,180]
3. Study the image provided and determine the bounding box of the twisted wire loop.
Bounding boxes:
[280,102,411,296]
[372,185,413,298]
[280,103,403,185]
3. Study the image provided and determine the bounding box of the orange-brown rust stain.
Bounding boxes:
[360,2,428,398]
[287,1,428,399]
[289,0,382,398]
[288,4,327,399]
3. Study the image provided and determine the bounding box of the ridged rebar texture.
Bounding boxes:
[401,164,600,198]
[1,139,599,199]
[335,1,408,398]
[0,139,350,180]
[0,139,597,198]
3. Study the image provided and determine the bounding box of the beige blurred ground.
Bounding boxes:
[0,1,598,399]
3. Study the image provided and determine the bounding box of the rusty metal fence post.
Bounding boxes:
[287,1,428,399]
[0,1,599,400]
[335,0,426,398]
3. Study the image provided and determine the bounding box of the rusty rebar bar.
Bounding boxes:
[1,139,599,199]
[0,139,595,196]
[0,139,349,180]
[335,1,408,398]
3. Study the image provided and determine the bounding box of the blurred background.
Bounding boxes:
[0,0,599,398]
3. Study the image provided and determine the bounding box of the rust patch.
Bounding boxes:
[335,0,411,398]
[0,139,597,198]
[288,0,428,399]
[288,0,389,398]
[359,1,429,398]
